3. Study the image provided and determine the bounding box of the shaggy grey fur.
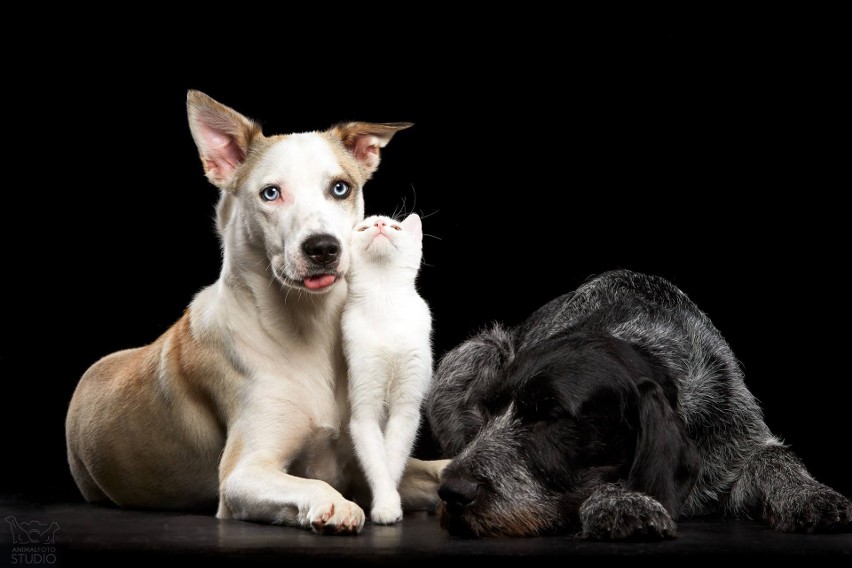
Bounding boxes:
[580,483,678,540]
[428,270,851,538]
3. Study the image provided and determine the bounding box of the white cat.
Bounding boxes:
[342,213,433,525]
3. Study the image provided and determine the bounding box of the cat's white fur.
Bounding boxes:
[343,213,433,524]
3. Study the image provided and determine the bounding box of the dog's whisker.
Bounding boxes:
[263,262,277,289]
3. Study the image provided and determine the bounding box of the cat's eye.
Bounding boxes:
[260,185,280,201]
[391,224,402,231]
[357,226,368,232]
[331,181,351,199]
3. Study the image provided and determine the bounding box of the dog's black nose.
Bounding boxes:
[302,234,341,267]
[438,475,480,507]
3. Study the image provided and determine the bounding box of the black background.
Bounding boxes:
[3,28,849,503]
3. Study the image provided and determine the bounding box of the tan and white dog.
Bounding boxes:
[65,91,446,534]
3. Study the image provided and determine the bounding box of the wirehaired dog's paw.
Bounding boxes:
[766,485,852,533]
[580,487,677,540]
[307,499,365,535]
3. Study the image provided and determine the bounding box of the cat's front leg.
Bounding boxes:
[349,355,404,525]
[350,409,403,524]
[369,488,404,525]
[383,357,432,486]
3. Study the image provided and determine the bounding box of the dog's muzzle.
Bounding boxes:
[437,471,483,536]
[297,233,343,292]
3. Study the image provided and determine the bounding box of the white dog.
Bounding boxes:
[65,91,446,534]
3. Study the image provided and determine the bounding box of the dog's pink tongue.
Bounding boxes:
[304,274,337,290]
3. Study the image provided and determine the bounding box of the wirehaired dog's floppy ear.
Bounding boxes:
[330,122,412,177]
[627,377,699,518]
[187,90,263,190]
[427,324,516,457]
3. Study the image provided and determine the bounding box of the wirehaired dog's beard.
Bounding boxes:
[437,499,570,538]
[437,406,583,537]
[438,502,534,537]
[436,468,590,538]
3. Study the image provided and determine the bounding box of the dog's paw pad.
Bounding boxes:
[768,486,852,533]
[308,500,365,535]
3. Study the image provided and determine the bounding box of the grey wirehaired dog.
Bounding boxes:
[427,270,851,539]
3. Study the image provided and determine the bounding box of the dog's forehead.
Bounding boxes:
[251,133,346,187]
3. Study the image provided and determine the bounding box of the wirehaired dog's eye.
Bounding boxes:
[483,392,512,417]
[331,181,351,199]
[260,186,280,201]
[518,396,560,423]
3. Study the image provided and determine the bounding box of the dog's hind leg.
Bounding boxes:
[398,458,450,512]
[726,441,852,533]
[67,448,110,504]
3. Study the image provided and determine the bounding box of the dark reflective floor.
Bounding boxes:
[2,496,849,566]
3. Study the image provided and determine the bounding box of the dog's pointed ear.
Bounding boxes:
[187,90,263,190]
[627,377,699,518]
[330,122,412,177]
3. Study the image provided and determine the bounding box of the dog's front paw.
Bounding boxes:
[371,492,403,525]
[766,485,852,533]
[580,486,677,540]
[307,498,365,535]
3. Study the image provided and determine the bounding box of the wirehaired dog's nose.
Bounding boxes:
[439,475,480,507]
[302,234,341,267]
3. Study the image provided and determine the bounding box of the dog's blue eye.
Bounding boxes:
[260,186,280,201]
[331,181,351,199]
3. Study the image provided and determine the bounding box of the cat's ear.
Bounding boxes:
[401,213,422,240]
